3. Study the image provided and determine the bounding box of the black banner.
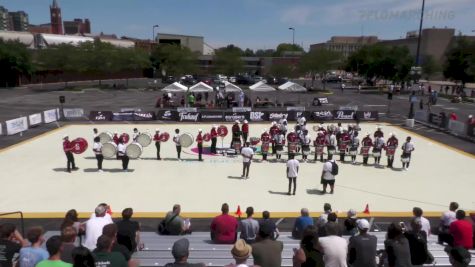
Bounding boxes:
[89,111,112,121]
[178,112,200,122]
[112,112,134,121]
[248,111,269,122]
[287,111,309,121]
[268,112,289,121]
[310,110,334,121]
[332,110,356,120]
[200,111,224,122]
[224,112,250,122]
[157,110,178,121]
[133,111,156,121]
[356,111,379,121]
[429,113,443,126]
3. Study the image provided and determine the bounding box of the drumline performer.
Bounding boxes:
[301,131,311,162]
[93,136,104,172]
[361,133,373,165]
[210,125,218,154]
[241,120,249,144]
[113,132,120,145]
[349,134,360,164]
[386,133,398,168]
[117,139,129,172]
[173,128,181,160]
[314,131,326,162]
[401,136,415,170]
[270,121,279,155]
[231,120,241,154]
[197,129,204,161]
[326,130,337,160]
[93,128,99,138]
[373,135,385,166]
[63,135,78,173]
[279,119,288,136]
[275,132,285,160]
[261,129,271,161]
[153,129,161,160]
[132,128,140,142]
[374,126,384,138]
[338,129,351,162]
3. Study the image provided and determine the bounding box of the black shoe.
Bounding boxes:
[72,167,79,171]
[330,190,334,194]
[293,192,296,195]
[67,169,71,173]
[287,192,291,195]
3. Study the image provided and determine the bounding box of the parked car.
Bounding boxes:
[195,75,213,85]
[228,76,237,83]
[162,76,176,84]
[265,76,278,85]
[236,75,253,85]
[180,75,197,86]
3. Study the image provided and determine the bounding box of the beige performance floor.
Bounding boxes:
[0,123,474,218]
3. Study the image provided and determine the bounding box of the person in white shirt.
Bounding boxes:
[438,202,458,245]
[173,128,181,160]
[401,136,415,170]
[321,159,337,194]
[412,207,431,237]
[373,136,385,166]
[83,205,113,250]
[318,222,348,267]
[286,155,299,195]
[117,139,129,171]
[132,128,140,142]
[93,128,98,138]
[301,132,311,162]
[241,142,254,179]
[92,137,103,172]
[327,132,337,160]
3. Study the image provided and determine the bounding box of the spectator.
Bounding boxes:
[36,235,72,267]
[93,235,127,267]
[161,204,191,236]
[292,225,324,267]
[239,207,259,244]
[449,210,474,249]
[18,226,49,267]
[225,239,254,267]
[71,246,95,267]
[316,203,332,228]
[439,202,459,245]
[321,159,337,194]
[348,219,377,267]
[0,223,28,267]
[211,203,238,244]
[241,142,254,179]
[292,208,314,239]
[116,208,141,252]
[317,222,348,267]
[252,221,283,267]
[343,209,358,236]
[467,115,475,136]
[60,209,82,234]
[384,223,412,267]
[60,226,78,264]
[83,205,113,250]
[446,246,472,267]
[99,224,134,265]
[324,213,342,237]
[259,211,280,240]
[404,218,433,266]
[286,154,299,195]
[412,207,431,238]
[165,238,205,267]
[450,112,458,121]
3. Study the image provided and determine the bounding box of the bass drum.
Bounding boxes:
[126,142,143,159]
[98,132,113,144]
[102,142,118,158]
[71,138,88,154]
[159,132,170,142]
[136,132,152,147]
[179,133,194,148]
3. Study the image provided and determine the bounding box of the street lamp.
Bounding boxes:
[288,27,295,45]
[415,0,425,66]
[152,25,159,41]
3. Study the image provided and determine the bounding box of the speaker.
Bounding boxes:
[59,96,65,103]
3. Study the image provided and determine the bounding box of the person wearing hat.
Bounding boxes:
[196,129,203,161]
[241,120,249,144]
[153,129,162,160]
[374,126,384,138]
[83,205,113,250]
[269,121,280,155]
[251,221,283,267]
[372,134,385,167]
[361,133,373,165]
[210,125,218,154]
[63,135,78,173]
[225,239,253,267]
[231,121,241,154]
[386,133,398,168]
[326,130,337,161]
[164,238,205,267]
[401,136,415,170]
[349,133,360,164]
[260,129,271,161]
[314,131,326,162]
[348,219,377,267]
[343,209,358,236]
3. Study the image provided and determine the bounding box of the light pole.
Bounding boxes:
[152,25,159,41]
[415,0,425,66]
[288,27,295,45]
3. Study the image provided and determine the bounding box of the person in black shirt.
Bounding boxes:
[404,218,433,266]
[165,238,205,267]
[115,208,141,252]
[96,224,136,266]
[0,223,28,267]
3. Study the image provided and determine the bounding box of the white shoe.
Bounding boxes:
[98,169,103,172]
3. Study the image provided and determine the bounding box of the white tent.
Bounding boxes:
[161,82,188,92]
[278,81,307,92]
[223,81,242,92]
[189,82,213,92]
[249,81,276,92]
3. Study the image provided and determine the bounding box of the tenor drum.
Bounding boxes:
[159,132,170,142]
[328,146,336,155]
[98,132,113,144]
[120,133,130,143]
[338,144,348,153]
[233,141,242,152]
[315,145,324,155]
[71,138,88,154]
[261,142,270,153]
[217,125,228,137]
[136,132,152,147]
[203,133,211,142]
[288,142,298,153]
[179,133,194,148]
[372,149,381,158]
[360,147,370,156]
[250,137,260,146]
[102,142,118,158]
[126,142,143,159]
[386,147,396,157]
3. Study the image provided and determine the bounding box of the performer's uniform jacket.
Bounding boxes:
[197,133,203,145]
[153,133,161,143]
[339,133,351,149]
[232,124,241,141]
[241,123,249,135]
[270,125,280,141]
[315,135,326,146]
[402,142,414,157]
[361,137,373,155]
[210,128,218,139]
[386,137,398,153]
[63,140,73,153]
[113,134,120,145]
[374,130,384,138]
[261,132,271,153]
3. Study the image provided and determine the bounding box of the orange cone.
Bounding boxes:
[363,204,370,214]
[235,205,242,217]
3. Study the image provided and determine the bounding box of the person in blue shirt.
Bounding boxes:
[292,208,314,239]
[19,227,49,267]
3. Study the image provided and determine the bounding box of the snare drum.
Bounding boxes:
[136,132,152,147]
[98,132,113,144]
[372,149,381,158]
[233,141,242,152]
[386,147,396,157]
[288,142,298,154]
[71,138,88,154]
[126,142,143,159]
[179,133,194,148]
[102,142,118,158]
[302,145,311,155]
[328,146,336,155]
[338,144,348,152]
[360,147,370,156]
[261,142,270,153]
[315,145,324,155]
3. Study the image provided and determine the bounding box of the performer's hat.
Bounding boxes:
[235,120,240,124]
[357,219,370,230]
[366,132,370,136]
[155,128,160,132]
[114,132,118,134]
[262,129,267,133]
[63,134,68,139]
[213,125,217,128]
[243,120,248,123]
[389,132,394,137]
[198,129,202,132]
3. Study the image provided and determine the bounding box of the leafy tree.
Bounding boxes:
[274,43,304,56]
[0,39,33,87]
[270,63,298,78]
[243,48,255,57]
[151,44,198,77]
[443,37,475,85]
[300,49,342,77]
[421,55,441,79]
[255,49,275,57]
[214,45,244,75]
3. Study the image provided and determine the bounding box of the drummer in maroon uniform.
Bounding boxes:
[210,125,218,154]
[63,135,78,173]
[261,129,271,161]
[153,129,161,160]
[361,133,373,165]
[113,132,120,145]
[314,131,326,162]
[241,120,249,144]
[197,129,204,161]
[231,120,241,153]
[374,126,384,138]
[386,133,398,168]
[270,121,279,155]
[338,129,351,162]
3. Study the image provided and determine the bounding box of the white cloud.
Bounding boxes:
[280,5,317,26]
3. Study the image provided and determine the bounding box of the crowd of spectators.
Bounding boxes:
[0,202,473,267]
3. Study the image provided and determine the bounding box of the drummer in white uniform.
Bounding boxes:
[93,128,99,139]
[93,136,103,172]
[173,128,181,160]
[117,139,129,171]
[132,128,140,142]
[301,131,311,162]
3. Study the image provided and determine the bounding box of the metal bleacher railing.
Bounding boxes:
[0,211,25,236]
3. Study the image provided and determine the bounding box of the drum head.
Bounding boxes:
[71,138,88,154]
[159,132,170,142]
[217,125,228,137]
[250,137,260,146]
[126,143,143,159]
[179,133,194,148]
[203,133,211,142]
[102,142,118,158]
[98,132,113,144]
[137,132,152,147]
[120,133,130,143]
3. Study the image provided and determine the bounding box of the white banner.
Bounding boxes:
[6,117,28,135]
[448,120,467,136]
[29,113,42,126]
[63,108,85,118]
[44,109,58,123]
[0,123,2,135]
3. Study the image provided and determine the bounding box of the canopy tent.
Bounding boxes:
[161,82,188,92]
[278,81,307,92]
[223,81,242,93]
[189,82,214,92]
[249,81,276,92]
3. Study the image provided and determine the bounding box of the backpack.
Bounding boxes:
[330,161,338,175]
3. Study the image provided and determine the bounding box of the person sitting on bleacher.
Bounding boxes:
[210,203,238,244]
[116,208,142,252]
[93,235,128,267]
[404,218,433,266]
[446,246,472,267]
[225,239,255,267]
[348,219,377,267]
[292,208,314,239]
[165,238,205,267]
[449,210,474,250]
[439,202,459,245]
[251,222,283,267]
[239,207,259,244]
[259,211,280,240]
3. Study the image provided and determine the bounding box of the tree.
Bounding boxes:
[274,43,304,56]
[300,49,341,77]
[270,64,298,78]
[243,48,255,57]
[0,39,33,87]
[151,44,198,77]
[255,49,275,57]
[443,37,475,86]
[214,45,244,75]
[421,55,441,79]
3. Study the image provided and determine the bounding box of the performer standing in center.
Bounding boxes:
[401,136,415,170]
[63,135,78,173]
[93,136,104,172]
[361,133,373,165]
[117,139,129,172]
[153,129,161,160]
[173,128,181,160]
[314,131,326,162]
[210,125,218,154]
[386,133,399,168]
[241,120,249,144]
[231,120,241,154]
[197,129,204,161]
[261,129,271,161]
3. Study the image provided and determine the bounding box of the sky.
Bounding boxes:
[1,0,475,50]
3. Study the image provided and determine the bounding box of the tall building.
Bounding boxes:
[310,36,379,58]
[8,11,29,31]
[50,0,63,34]
[0,6,10,31]
[64,18,91,34]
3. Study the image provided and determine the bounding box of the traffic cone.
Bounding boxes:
[235,205,242,217]
[363,204,370,214]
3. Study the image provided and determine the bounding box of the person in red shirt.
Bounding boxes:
[450,112,458,121]
[197,129,204,161]
[231,121,241,154]
[241,120,249,144]
[338,129,350,162]
[63,135,78,173]
[449,210,473,249]
[269,122,279,155]
[386,133,399,168]
[314,131,326,162]
[153,129,161,160]
[261,130,271,161]
[113,132,120,145]
[210,203,238,244]
[210,125,218,154]
[361,133,373,165]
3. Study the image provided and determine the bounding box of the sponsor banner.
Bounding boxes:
[248,111,269,122]
[224,112,250,122]
[356,111,379,121]
[133,111,156,121]
[268,112,289,121]
[156,110,178,121]
[310,110,334,121]
[448,120,466,136]
[63,108,85,118]
[429,113,443,126]
[178,112,200,122]
[29,113,42,126]
[177,107,197,113]
[0,123,2,135]
[287,111,309,121]
[6,117,28,135]
[232,107,252,112]
[112,112,134,121]
[414,111,428,122]
[318,97,329,104]
[200,111,225,122]
[89,111,113,121]
[333,110,356,120]
[286,106,305,112]
[43,109,58,123]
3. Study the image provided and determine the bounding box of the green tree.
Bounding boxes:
[151,44,198,77]
[243,48,255,57]
[255,49,275,57]
[274,43,304,56]
[300,49,342,89]
[443,37,475,86]
[214,45,244,75]
[421,55,441,79]
[270,64,298,78]
[0,39,33,87]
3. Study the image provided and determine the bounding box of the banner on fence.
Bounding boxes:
[200,111,224,122]
[232,107,252,112]
[287,111,308,121]
[356,111,379,121]
[44,109,58,123]
[133,112,156,121]
[224,112,250,122]
[6,117,28,135]
[429,113,443,127]
[248,111,269,122]
[177,107,198,113]
[156,110,178,121]
[318,98,329,104]
[414,111,428,122]
[120,108,142,112]
[112,112,135,121]
[178,112,200,122]
[310,110,334,121]
[29,113,42,126]
[89,111,113,121]
[63,108,85,118]
[268,112,289,121]
[333,110,356,120]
